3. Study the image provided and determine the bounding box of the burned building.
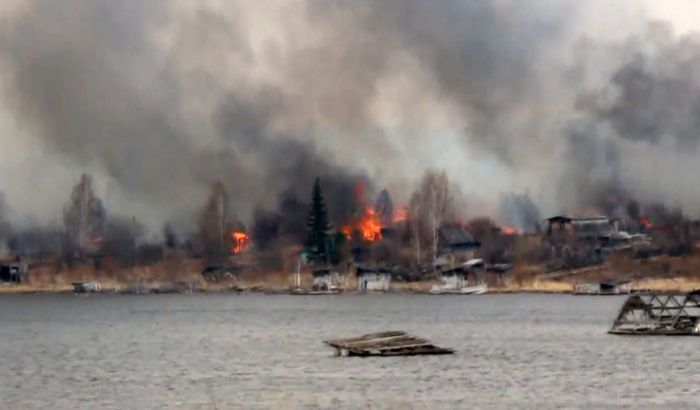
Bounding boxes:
[544,215,651,269]
[546,215,613,242]
[544,215,615,269]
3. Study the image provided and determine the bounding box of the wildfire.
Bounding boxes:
[342,206,383,241]
[640,216,653,230]
[392,205,409,223]
[500,225,519,235]
[358,206,383,241]
[230,231,249,254]
[340,181,388,242]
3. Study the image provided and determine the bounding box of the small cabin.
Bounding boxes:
[439,226,480,260]
[573,280,631,295]
[435,258,485,289]
[356,266,391,292]
[312,268,344,291]
[0,262,27,283]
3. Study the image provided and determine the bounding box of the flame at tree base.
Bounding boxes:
[231,231,249,254]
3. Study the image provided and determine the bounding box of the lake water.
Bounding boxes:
[0,293,698,409]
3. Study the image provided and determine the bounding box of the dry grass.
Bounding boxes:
[7,250,700,294]
[496,279,573,293]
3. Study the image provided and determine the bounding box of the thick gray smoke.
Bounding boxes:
[498,193,542,233]
[1,0,699,234]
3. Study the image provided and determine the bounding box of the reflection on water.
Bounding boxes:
[0,294,697,409]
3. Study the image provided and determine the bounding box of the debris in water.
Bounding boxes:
[323,331,455,356]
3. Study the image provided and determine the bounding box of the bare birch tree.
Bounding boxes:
[0,192,10,254]
[63,174,106,259]
[410,170,454,263]
[199,180,229,261]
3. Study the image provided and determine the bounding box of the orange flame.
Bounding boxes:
[500,225,519,235]
[342,206,383,242]
[359,207,382,241]
[640,217,653,229]
[392,206,409,223]
[231,231,249,254]
[340,181,382,242]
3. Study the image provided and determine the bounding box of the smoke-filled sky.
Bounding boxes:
[1,0,700,231]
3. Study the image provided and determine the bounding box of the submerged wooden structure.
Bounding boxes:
[323,331,455,356]
[609,291,700,335]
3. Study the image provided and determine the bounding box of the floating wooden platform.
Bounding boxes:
[609,291,700,335]
[323,331,455,356]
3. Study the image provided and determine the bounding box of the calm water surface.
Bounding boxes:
[0,293,697,409]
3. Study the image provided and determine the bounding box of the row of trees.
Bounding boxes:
[2,168,463,272]
[0,174,246,266]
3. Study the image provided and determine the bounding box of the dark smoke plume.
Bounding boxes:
[2,1,700,231]
[498,193,542,233]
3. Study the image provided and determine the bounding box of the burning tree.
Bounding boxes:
[305,178,331,263]
[374,189,394,228]
[410,169,455,263]
[340,182,383,242]
[63,174,105,259]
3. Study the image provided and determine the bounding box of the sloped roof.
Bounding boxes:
[356,265,392,277]
[312,268,334,277]
[546,215,609,223]
[439,227,479,247]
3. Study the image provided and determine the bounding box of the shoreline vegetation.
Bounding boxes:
[5,254,700,295]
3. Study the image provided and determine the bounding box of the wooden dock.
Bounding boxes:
[609,291,700,335]
[323,331,455,356]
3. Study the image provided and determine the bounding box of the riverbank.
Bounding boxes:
[3,276,700,295]
[5,252,700,295]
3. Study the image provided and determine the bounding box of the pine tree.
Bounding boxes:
[305,178,330,262]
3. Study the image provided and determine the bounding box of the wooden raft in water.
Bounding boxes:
[323,331,455,356]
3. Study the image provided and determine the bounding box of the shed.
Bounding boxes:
[356,266,391,292]
[0,262,27,283]
[312,268,344,291]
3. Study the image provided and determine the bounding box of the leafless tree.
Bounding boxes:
[198,180,230,260]
[410,169,455,263]
[0,192,10,254]
[63,174,105,259]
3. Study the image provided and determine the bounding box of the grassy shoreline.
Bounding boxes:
[3,277,700,295]
[6,253,700,295]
